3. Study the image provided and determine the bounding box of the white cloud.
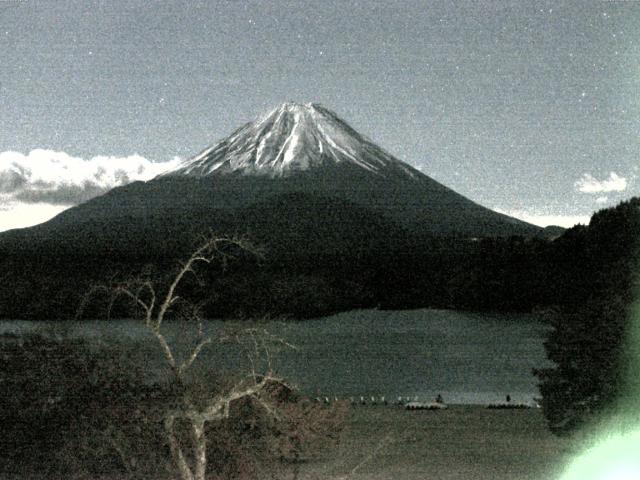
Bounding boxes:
[595,196,608,204]
[0,199,70,232]
[574,172,627,193]
[494,208,590,228]
[0,149,181,231]
[0,149,181,204]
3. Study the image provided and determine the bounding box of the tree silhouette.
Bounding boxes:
[535,199,639,434]
[80,234,347,480]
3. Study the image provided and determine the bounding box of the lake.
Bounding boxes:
[0,309,552,405]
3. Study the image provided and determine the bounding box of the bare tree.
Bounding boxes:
[80,235,337,480]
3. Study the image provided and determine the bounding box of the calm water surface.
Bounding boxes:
[1,309,551,405]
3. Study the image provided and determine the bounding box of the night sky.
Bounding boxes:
[1,0,639,230]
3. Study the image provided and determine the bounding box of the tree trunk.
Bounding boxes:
[193,419,207,480]
[165,415,195,480]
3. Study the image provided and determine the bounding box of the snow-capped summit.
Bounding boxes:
[166,102,419,179]
[0,101,542,264]
[151,101,540,237]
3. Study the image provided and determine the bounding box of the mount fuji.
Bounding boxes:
[0,102,552,319]
[162,101,539,236]
[1,102,541,257]
[167,102,423,179]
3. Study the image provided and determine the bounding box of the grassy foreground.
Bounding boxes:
[2,405,580,480]
[299,405,580,480]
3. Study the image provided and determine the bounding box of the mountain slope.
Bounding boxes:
[0,102,558,319]
[161,102,539,236]
[166,102,420,178]
[0,102,541,258]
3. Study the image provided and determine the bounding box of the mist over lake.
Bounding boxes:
[2,309,551,405]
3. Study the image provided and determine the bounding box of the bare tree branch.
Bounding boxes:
[81,234,310,480]
[155,235,259,331]
[165,414,195,480]
[150,327,178,372]
[178,337,213,377]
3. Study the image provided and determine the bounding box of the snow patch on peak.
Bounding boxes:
[165,102,420,180]
[275,101,321,113]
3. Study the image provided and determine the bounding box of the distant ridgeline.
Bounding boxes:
[0,103,636,321]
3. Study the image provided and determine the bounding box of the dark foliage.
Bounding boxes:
[0,333,348,479]
[535,298,627,433]
[0,332,172,477]
[0,188,548,320]
[534,198,640,434]
[202,384,349,480]
[1,197,638,323]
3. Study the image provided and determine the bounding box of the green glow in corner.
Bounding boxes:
[559,430,640,479]
[560,292,640,479]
